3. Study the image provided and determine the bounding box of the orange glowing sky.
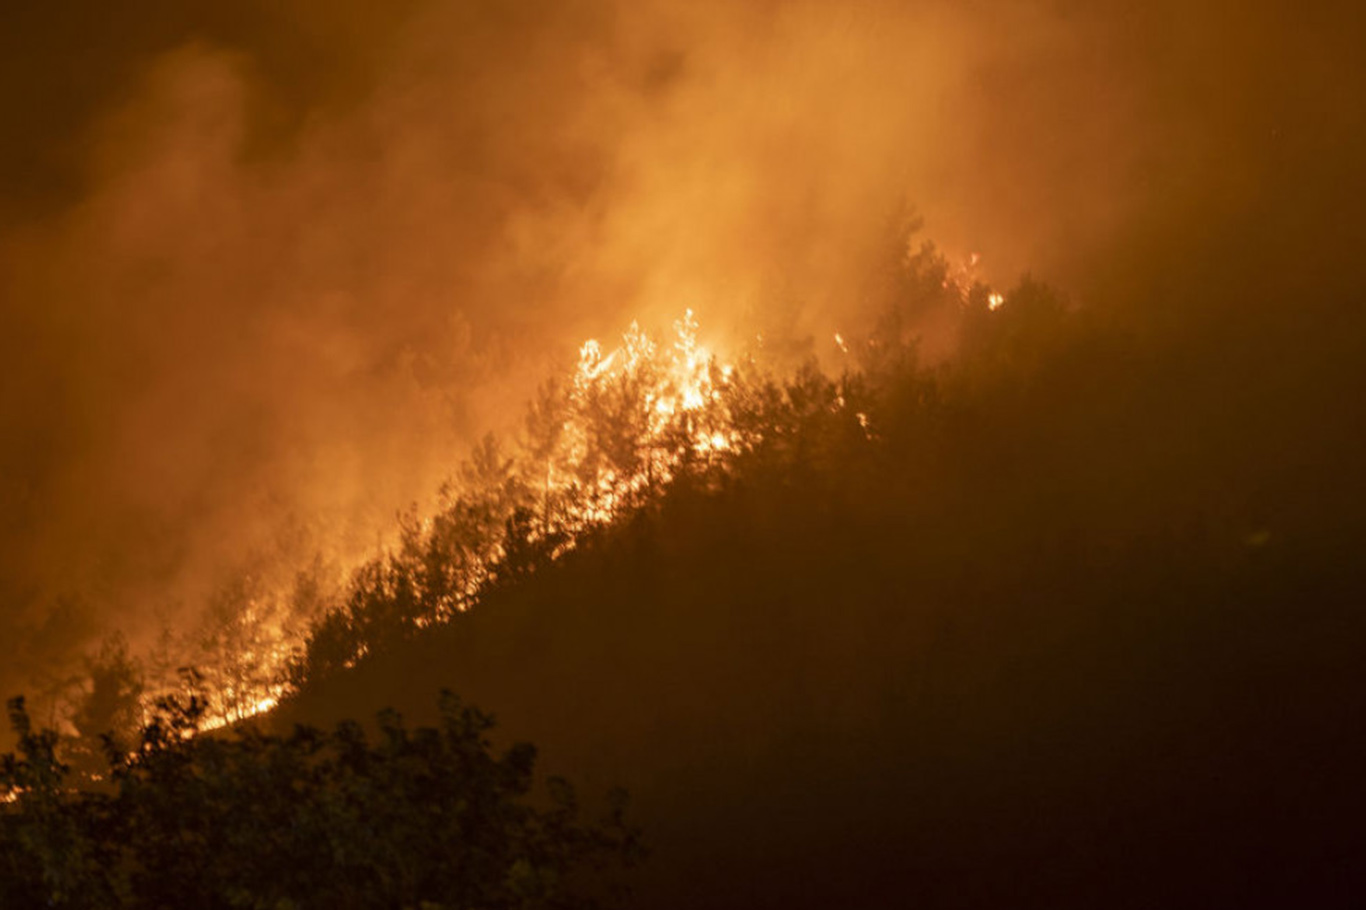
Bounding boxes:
[1,0,1362,707]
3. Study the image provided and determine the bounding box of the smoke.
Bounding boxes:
[1,0,1361,700]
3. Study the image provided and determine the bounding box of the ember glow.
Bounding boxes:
[198,695,280,733]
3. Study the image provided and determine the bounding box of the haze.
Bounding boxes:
[1,0,1362,716]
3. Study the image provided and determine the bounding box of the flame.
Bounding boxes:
[941,251,1007,311]
[548,309,739,537]
[199,694,280,732]
[127,311,752,729]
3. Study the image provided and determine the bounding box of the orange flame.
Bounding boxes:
[138,311,746,730]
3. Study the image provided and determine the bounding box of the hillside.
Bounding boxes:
[275,253,1366,909]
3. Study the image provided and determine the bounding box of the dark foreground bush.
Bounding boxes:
[0,691,641,910]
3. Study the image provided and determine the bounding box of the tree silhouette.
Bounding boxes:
[1,691,640,910]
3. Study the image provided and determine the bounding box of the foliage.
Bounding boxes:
[0,690,641,910]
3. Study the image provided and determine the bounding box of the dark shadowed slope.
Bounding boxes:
[279,256,1366,909]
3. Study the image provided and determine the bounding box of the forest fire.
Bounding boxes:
[1,1,1359,905]
[82,261,1029,734]
[130,310,747,731]
[497,308,743,553]
[139,266,1051,732]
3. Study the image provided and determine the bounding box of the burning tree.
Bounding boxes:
[294,310,753,684]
